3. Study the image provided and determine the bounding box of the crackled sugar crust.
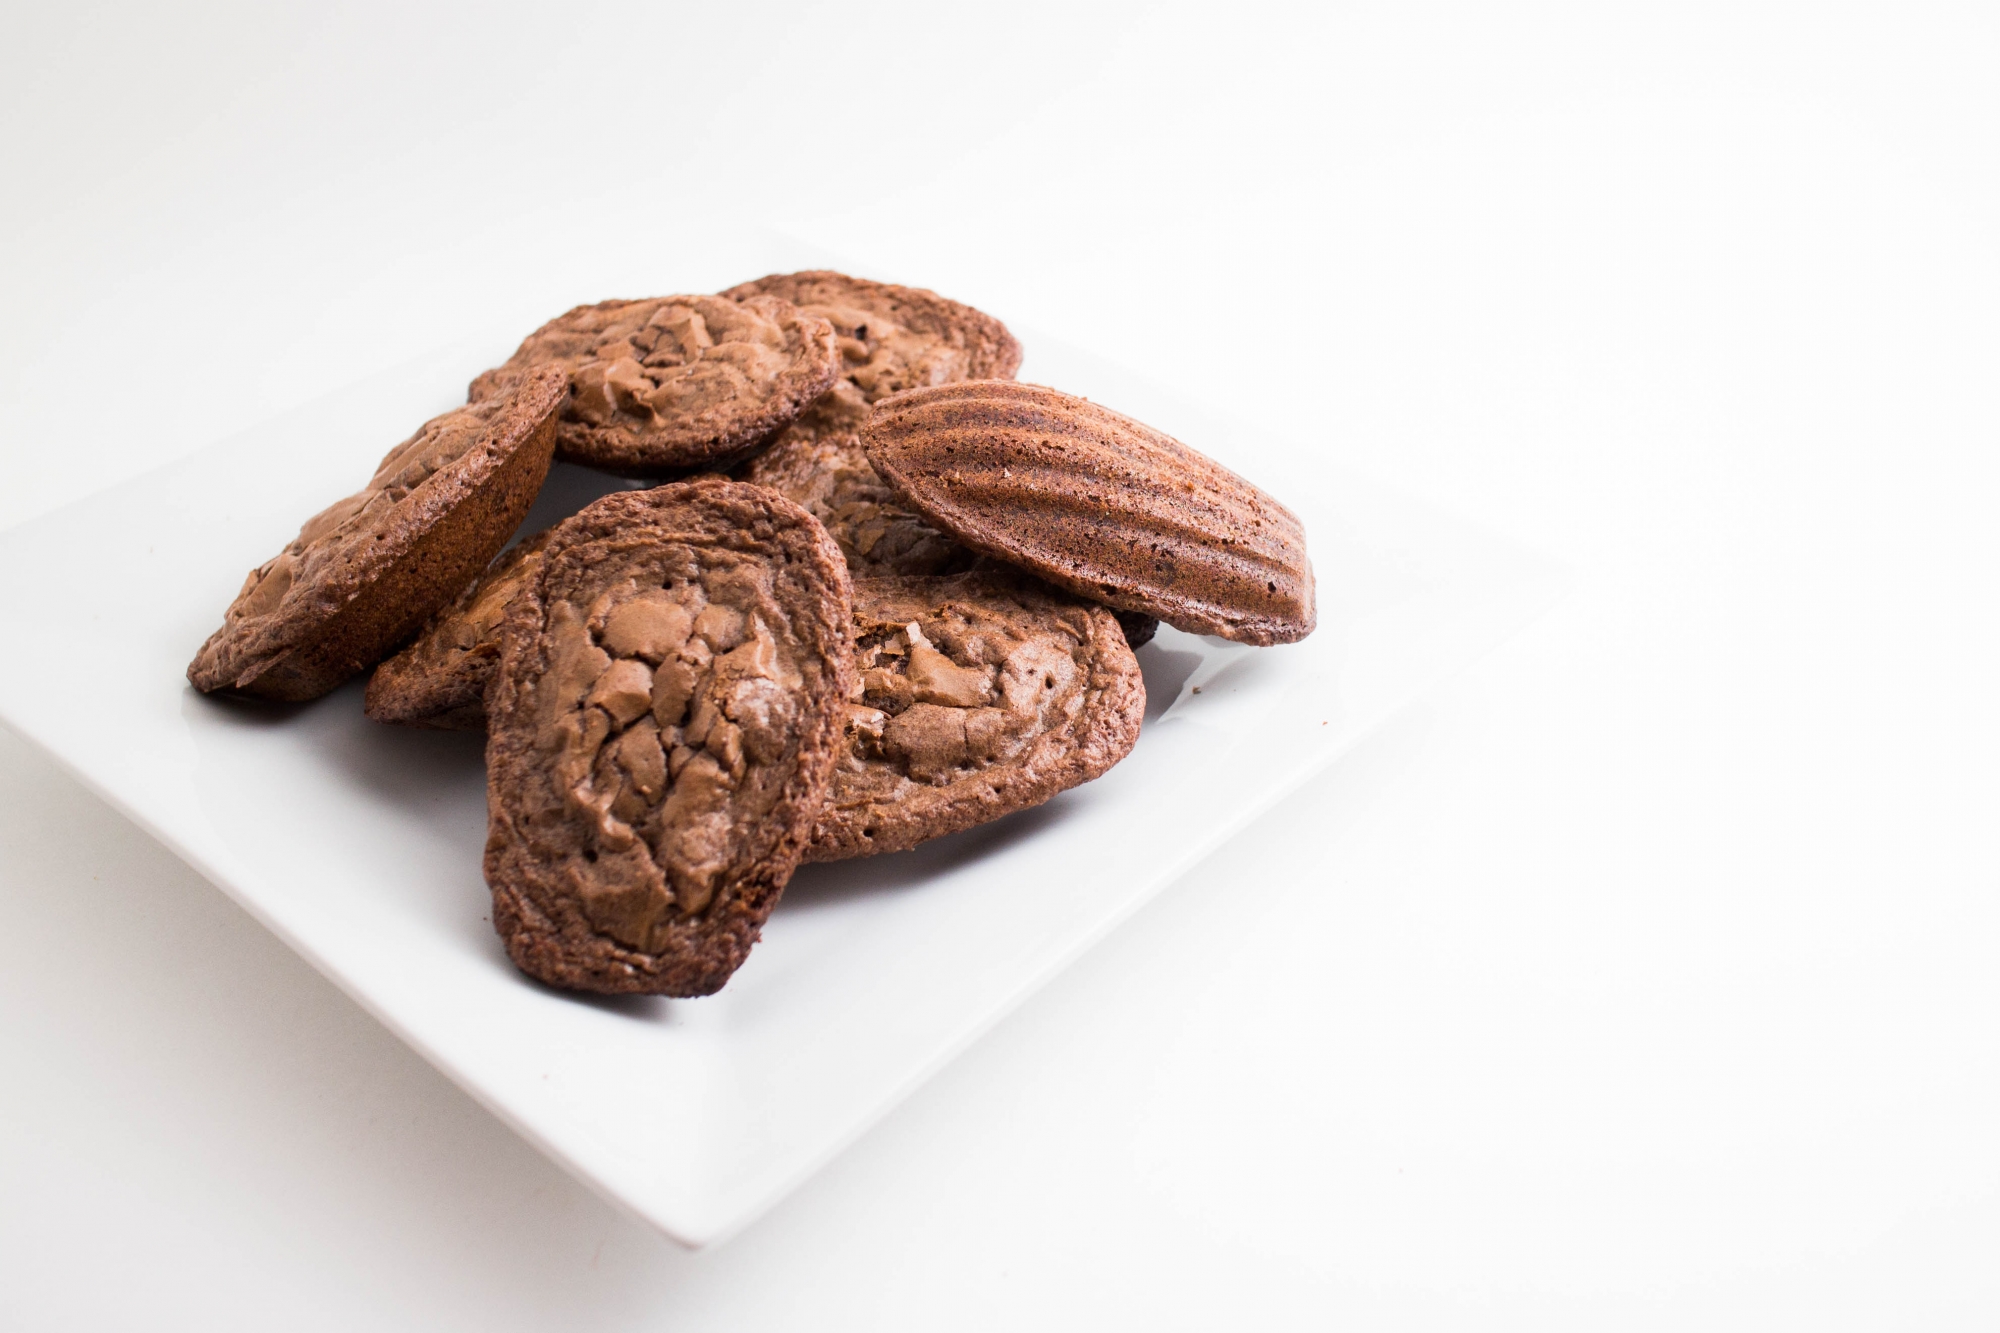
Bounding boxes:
[729,271,1022,578]
[721,270,1022,415]
[471,294,840,475]
[807,567,1144,862]
[483,480,854,996]
[364,528,554,730]
[187,367,565,702]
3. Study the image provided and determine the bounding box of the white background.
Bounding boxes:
[2,2,1996,1327]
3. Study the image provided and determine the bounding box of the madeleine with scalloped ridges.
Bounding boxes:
[862,382,1315,645]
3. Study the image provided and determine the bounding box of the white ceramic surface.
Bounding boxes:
[0,335,1555,1245]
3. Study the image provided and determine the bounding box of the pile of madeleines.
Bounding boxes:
[188,272,1316,997]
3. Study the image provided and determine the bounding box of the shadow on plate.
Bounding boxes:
[182,685,317,728]
[508,461,654,549]
[1137,640,1200,723]
[519,975,677,1023]
[304,689,488,801]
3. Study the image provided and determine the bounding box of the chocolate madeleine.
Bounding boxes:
[864,381,1316,646]
[484,480,855,996]
[188,367,566,702]
[721,270,1021,416]
[728,271,1021,577]
[808,566,1144,862]
[364,527,555,730]
[470,294,840,475]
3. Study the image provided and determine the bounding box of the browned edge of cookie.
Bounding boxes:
[862,380,1316,646]
[482,478,855,995]
[188,368,567,701]
[806,567,1145,862]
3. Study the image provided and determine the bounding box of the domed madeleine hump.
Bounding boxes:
[862,382,1315,645]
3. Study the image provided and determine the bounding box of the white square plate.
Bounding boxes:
[0,332,1557,1246]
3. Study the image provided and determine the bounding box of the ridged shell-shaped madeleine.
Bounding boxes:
[863,381,1315,645]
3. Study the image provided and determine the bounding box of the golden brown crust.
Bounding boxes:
[364,528,555,730]
[483,480,854,995]
[864,381,1316,646]
[187,368,566,702]
[470,294,840,475]
[806,567,1144,862]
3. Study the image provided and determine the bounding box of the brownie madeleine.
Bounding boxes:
[187,367,566,702]
[863,381,1316,646]
[470,294,840,475]
[807,566,1144,861]
[721,270,1021,412]
[483,480,855,995]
